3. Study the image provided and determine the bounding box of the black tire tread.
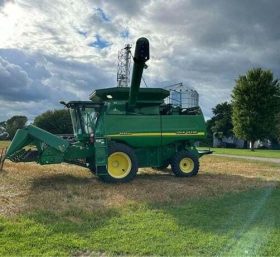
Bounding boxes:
[171,151,199,177]
[98,143,138,183]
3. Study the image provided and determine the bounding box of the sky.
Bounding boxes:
[0,0,279,122]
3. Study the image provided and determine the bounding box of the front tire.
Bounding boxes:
[171,151,199,177]
[99,143,138,183]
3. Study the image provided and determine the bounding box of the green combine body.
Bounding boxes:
[2,37,211,183]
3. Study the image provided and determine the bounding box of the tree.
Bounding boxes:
[211,102,233,138]
[232,68,280,150]
[276,112,280,143]
[34,109,73,134]
[199,102,233,147]
[199,119,214,147]
[0,121,6,128]
[271,112,280,148]
[6,116,28,139]
[0,121,9,140]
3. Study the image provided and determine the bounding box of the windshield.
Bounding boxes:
[81,107,98,134]
[70,107,98,136]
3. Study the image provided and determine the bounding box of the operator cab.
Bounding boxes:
[61,101,102,139]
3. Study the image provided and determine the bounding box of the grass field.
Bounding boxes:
[0,140,10,148]
[0,154,280,256]
[202,147,280,158]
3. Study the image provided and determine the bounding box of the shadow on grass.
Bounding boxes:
[2,162,280,255]
[153,185,280,256]
[31,174,94,188]
[27,170,278,221]
[30,170,276,199]
[158,185,280,231]
[21,184,280,256]
[3,166,277,256]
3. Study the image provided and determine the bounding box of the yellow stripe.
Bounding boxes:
[162,132,205,136]
[107,132,205,137]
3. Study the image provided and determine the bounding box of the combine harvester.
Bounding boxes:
[0,38,211,183]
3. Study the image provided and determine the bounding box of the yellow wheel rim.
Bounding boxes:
[179,157,194,173]
[108,152,132,179]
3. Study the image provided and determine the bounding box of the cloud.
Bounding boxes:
[0,55,46,101]
[0,0,280,121]
[89,34,112,49]
[0,0,12,8]
[0,48,114,121]
[100,0,151,16]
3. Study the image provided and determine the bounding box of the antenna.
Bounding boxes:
[117,44,131,87]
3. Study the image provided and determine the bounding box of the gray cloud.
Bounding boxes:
[0,0,14,8]
[189,1,280,49]
[0,48,114,121]
[0,49,67,108]
[100,0,151,16]
[0,0,6,7]
[134,0,280,117]
[0,0,280,121]
[42,54,114,93]
[0,55,47,102]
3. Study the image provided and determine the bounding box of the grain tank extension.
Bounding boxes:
[1,37,211,183]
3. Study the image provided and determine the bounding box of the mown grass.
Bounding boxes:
[204,147,280,158]
[0,187,279,256]
[0,155,280,256]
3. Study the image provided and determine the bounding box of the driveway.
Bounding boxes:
[213,154,280,164]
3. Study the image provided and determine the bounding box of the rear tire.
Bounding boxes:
[99,143,138,183]
[171,151,199,177]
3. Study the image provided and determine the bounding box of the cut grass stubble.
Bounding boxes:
[1,156,279,216]
[0,155,280,256]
